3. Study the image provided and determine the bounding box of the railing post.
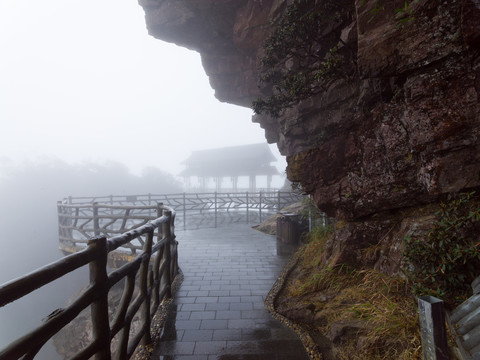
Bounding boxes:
[278,190,281,211]
[246,191,249,224]
[418,296,448,360]
[57,201,63,240]
[93,202,100,236]
[156,202,164,241]
[140,230,154,345]
[162,211,173,298]
[57,201,72,242]
[259,191,263,223]
[88,236,111,360]
[183,192,186,230]
[148,193,152,217]
[214,192,218,228]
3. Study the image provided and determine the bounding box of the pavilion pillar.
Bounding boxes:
[249,175,256,192]
[216,176,221,192]
[201,177,206,192]
[233,176,238,192]
[267,174,272,191]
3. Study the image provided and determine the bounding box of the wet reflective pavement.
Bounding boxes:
[151,224,309,360]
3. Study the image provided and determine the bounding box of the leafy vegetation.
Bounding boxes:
[403,192,480,306]
[252,0,355,117]
[360,0,419,26]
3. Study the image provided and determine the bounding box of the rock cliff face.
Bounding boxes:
[139,0,480,272]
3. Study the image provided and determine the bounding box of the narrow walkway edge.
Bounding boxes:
[264,250,323,360]
[136,270,185,359]
[149,225,310,360]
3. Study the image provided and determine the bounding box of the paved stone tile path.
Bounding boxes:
[151,224,309,360]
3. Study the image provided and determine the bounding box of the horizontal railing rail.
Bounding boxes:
[57,202,163,255]
[0,205,178,360]
[61,191,304,230]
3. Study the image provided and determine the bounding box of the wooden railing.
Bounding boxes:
[57,202,165,264]
[0,205,178,360]
[61,191,304,230]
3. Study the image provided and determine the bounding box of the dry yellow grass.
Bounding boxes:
[281,238,422,359]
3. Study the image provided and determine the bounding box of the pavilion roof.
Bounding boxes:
[179,143,279,177]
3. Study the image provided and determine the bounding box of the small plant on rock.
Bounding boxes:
[403,192,480,306]
[252,0,356,117]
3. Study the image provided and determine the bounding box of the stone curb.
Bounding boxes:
[264,249,323,360]
[136,268,185,360]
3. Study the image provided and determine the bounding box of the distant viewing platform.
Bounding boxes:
[57,191,303,264]
[180,143,281,192]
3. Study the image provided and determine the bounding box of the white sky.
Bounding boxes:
[0,0,286,177]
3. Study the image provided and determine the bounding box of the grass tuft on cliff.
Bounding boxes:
[279,223,422,359]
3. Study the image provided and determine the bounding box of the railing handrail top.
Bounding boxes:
[107,211,175,252]
[58,203,165,210]
[62,190,300,203]
[0,206,175,305]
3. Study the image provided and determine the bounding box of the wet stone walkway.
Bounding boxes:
[151,224,309,360]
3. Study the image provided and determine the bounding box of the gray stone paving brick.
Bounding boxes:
[200,319,229,330]
[181,303,206,311]
[195,296,219,304]
[240,296,263,303]
[194,341,227,355]
[152,225,308,359]
[181,285,201,291]
[190,311,216,320]
[208,290,230,296]
[240,310,269,319]
[182,329,213,342]
[215,310,241,320]
[174,320,202,330]
[218,296,241,303]
[205,303,230,311]
[229,289,251,296]
[229,302,253,311]
[212,329,242,341]
[176,311,191,320]
[188,290,209,297]
[176,296,196,304]
[227,319,256,329]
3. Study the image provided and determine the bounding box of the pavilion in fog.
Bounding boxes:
[179,143,279,192]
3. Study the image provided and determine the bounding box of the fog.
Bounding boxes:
[0,0,287,356]
[0,0,284,177]
[0,160,183,356]
[0,160,181,280]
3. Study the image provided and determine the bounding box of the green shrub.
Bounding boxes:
[403,192,480,306]
[252,0,354,117]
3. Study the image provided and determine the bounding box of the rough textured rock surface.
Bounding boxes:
[139,0,480,269]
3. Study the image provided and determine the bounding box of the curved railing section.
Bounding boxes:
[0,205,178,360]
[61,191,304,230]
[57,202,167,266]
